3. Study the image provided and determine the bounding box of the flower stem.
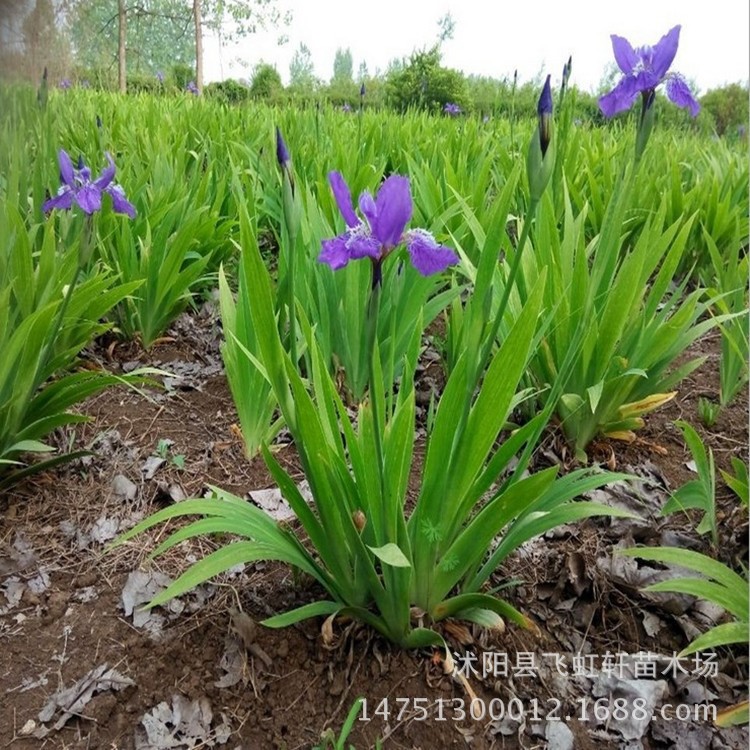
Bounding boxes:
[36,217,92,391]
[366,261,385,475]
[280,171,299,368]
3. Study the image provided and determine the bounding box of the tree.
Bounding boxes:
[288,41,316,90]
[249,61,282,99]
[20,0,70,80]
[194,0,291,93]
[68,0,193,83]
[386,46,468,113]
[118,0,126,91]
[700,83,750,135]
[436,12,455,44]
[193,0,202,90]
[331,47,352,84]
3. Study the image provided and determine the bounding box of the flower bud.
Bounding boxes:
[537,75,553,156]
[526,75,556,201]
[352,509,367,532]
[275,126,290,170]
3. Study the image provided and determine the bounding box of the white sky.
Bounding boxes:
[203,0,749,94]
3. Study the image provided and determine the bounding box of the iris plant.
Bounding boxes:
[443,102,462,116]
[37,147,136,404]
[43,149,136,219]
[275,127,300,365]
[599,25,700,118]
[318,172,458,288]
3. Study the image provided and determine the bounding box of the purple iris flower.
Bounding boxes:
[59,78,72,90]
[156,70,165,83]
[318,171,458,282]
[443,102,462,116]
[599,25,700,118]
[341,102,352,112]
[43,149,136,219]
[186,80,199,95]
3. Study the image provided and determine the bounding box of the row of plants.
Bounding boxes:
[0,27,747,696]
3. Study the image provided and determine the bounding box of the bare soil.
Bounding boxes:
[0,306,747,749]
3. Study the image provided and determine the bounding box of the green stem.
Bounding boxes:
[366,266,385,476]
[281,172,298,368]
[36,217,92,390]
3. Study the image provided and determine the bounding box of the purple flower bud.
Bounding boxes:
[275,126,290,169]
[537,75,553,117]
[360,82,366,98]
[537,75,553,156]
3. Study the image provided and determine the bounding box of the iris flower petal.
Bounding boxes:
[76,184,102,214]
[405,229,459,276]
[598,76,640,118]
[358,190,378,231]
[43,189,74,213]
[94,153,116,191]
[58,149,75,187]
[651,25,681,80]
[665,75,700,117]
[610,35,639,74]
[347,232,380,260]
[328,171,359,228]
[106,185,137,218]
[318,234,351,270]
[634,69,660,92]
[372,175,412,249]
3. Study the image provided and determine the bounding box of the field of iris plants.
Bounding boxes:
[0,26,748,749]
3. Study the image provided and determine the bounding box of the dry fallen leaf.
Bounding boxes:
[35,664,134,737]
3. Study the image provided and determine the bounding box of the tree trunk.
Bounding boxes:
[118,0,126,93]
[193,0,203,93]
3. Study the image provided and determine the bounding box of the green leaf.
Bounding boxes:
[453,607,505,630]
[715,700,750,728]
[7,439,55,454]
[367,543,411,568]
[679,621,749,657]
[262,600,342,628]
[586,381,604,414]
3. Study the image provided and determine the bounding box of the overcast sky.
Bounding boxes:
[203,0,749,94]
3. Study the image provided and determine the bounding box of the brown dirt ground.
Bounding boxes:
[0,309,747,750]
